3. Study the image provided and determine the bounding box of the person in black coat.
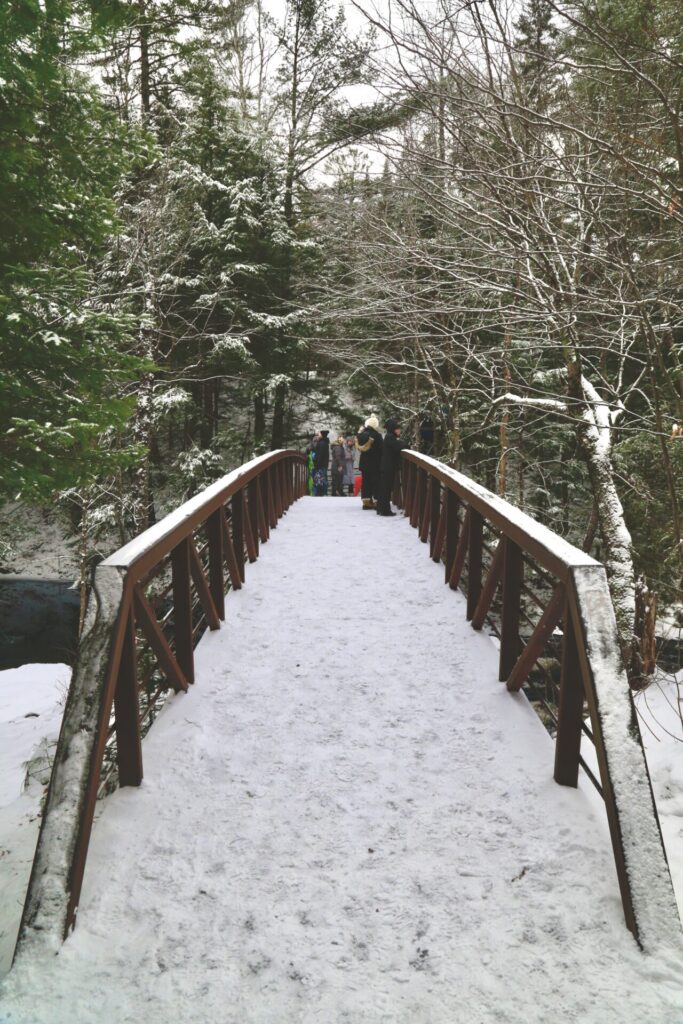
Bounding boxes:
[314,430,330,495]
[377,417,407,516]
[356,414,383,509]
[330,436,346,496]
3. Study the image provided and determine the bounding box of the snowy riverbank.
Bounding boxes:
[0,664,70,974]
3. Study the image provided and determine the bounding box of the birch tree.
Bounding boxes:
[320,0,683,669]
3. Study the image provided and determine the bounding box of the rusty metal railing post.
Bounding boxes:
[256,477,269,542]
[403,457,413,518]
[207,508,225,620]
[261,470,271,531]
[231,490,246,582]
[429,480,441,556]
[276,463,285,515]
[444,490,460,583]
[391,469,402,509]
[466,509,483,620]
[412,468,425,529]
[114,604,143,787]
[273,464,281,521]
[171,538,194,683]
[554,597,583,788]
[499,537,523,680]
[266,467,277,528]
[419,475,431,543]
[247,480,260,557]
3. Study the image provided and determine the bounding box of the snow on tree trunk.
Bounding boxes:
[574,376,635,668]
[13,566,125,961]
[494,372,637,671]
[132,281,157,532]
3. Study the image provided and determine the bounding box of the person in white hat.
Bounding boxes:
[356,414,383,509]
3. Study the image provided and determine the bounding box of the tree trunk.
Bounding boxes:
[284,2,301,228]
[575,405,635,669]
[132,369,156,531]
[270,380,287,449]
[531,365,637,670]
[254,391,266,448]
[632,579,658,687]
[138,0,151,116]
[132,281,156,532]
[199,381,213,449]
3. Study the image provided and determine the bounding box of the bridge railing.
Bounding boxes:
[15,450,307,958]
[398,450,680,953]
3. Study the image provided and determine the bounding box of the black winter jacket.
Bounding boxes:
[356,427,383,470]
[380,430,408,478]
[315,436,330,470]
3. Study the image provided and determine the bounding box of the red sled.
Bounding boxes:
[353,474,362,496]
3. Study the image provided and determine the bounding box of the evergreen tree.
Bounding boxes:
[0,0,144,500]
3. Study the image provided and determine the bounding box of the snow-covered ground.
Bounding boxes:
[0,664,71,975]
[635,673,683,919]
[2,498,683,1022]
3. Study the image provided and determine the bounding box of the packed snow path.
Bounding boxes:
[3,498,682,1023]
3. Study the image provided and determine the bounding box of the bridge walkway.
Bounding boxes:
[3,498,681,1022]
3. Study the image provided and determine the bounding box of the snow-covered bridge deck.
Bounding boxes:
[3,498,682,1022]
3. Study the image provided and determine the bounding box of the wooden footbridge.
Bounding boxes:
[11,450,681,984]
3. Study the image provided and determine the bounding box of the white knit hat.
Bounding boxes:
[364,414,379,429]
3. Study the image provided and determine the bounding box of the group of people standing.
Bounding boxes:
[306,413,407,517]
[307,431,356,497]
[356,414,407,516]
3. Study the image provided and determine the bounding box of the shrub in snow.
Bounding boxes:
[173,446,224,498]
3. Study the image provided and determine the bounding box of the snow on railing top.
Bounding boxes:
[569,567,683,953]
[404,451,599,578]
[103,450,289,571]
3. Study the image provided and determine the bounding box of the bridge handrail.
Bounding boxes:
[13,448,680,962]
[101,452,288,574]
[403,451,599,579]
[14,449,307,961]
[399,450,681,954]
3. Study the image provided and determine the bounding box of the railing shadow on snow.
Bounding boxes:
[396,450,681,953]
[14,450,307,961]
[12,448,681,963]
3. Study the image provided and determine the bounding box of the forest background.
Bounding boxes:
[0,0,681,679]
